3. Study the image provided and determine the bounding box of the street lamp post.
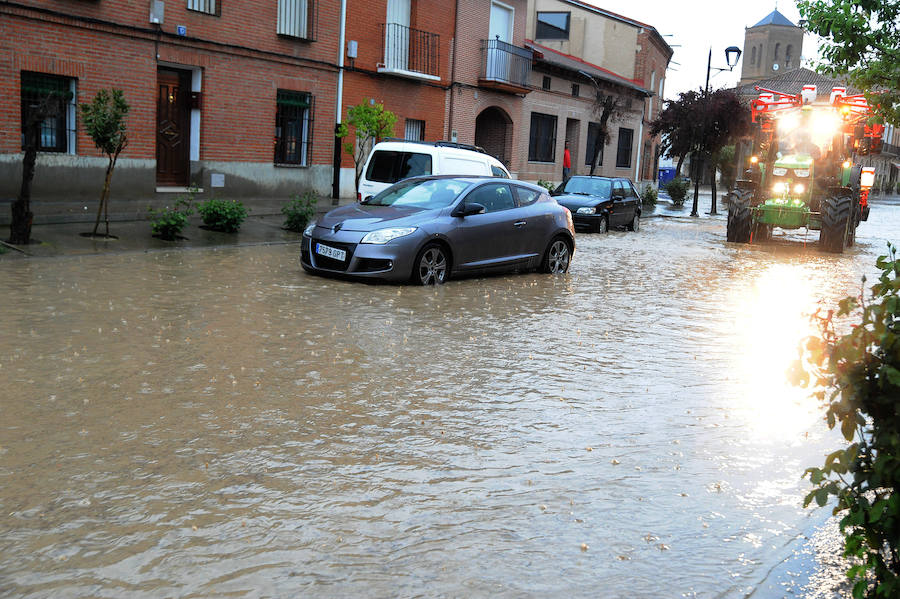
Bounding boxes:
[691,45,742,216]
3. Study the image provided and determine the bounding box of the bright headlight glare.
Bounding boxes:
[773,182,787,193]
[794,183,805,194]
[360,227,417,244]
[793,169,810,178]
[576,206,596,214]
[303,221,317,236]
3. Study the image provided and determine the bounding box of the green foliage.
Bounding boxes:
[650,89,749,163]
[536,179,556,192]
[196,198,248,233]
[149,195,193,241]
[640,183,658,209]
[791,245,900,598]
[664,178,689,206]
[282,191,317,232]
[717,145,736,191]
[798,0,900,126]
[80,89,129,157]
[339,99,398,193]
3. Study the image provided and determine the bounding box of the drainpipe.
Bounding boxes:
[635,113,644,183]
[332,0,347,200]
[447,0,459,140]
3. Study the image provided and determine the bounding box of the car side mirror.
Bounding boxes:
[452,202,486,217]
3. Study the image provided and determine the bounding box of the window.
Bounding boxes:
[274,90,314,165]
[542,76,551,91]
[277,0,311,39]
[750,46,757,66]
[365,151,432,183]
[20,72,76,154]
[514,186,541,207]
[785,45,793,68]
[466,183,515,213]
[585,122,603,166]
[536,12,570,39]
[491,164,510,178]
[571,83,579,97]
[404,119,425,141]
[774,43,781,61]
[615,127,633,168]
[187,0,219,15]
[528,112,557,162]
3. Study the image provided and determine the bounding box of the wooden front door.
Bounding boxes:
[156,69,190,186]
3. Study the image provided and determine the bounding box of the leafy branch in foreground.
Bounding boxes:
[790,244,900,598]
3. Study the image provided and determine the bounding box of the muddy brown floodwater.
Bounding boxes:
[2,199,898,598]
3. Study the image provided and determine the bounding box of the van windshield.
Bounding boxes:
[365,151,433,183]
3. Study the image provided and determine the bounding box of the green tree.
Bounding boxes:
[81,89,129,238]
[336,99,397,195]
[790,245,900,598]
[799,0,900,126]
[650,89,749,216]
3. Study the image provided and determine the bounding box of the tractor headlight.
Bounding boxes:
[773,167,788,176]
[773,182,787,194]
[793,169,810,178]
[793,183,805,194]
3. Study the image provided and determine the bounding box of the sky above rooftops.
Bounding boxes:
[585,1,821,100]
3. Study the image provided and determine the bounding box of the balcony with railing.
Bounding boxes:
[479,38,532,94]
[882,142,900,157]
[378,23,440,82]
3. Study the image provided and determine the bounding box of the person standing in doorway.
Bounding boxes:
[562,141,572,182]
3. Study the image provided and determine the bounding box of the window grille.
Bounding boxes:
[585,122,603,166]
[404,119,425,141]
[528,112,557,162]
[571,83,579,97]
[275,90,314,166]
[20,71,76,154]
[542,76,551,91]
[277,0,316,40]
[187,0,219,15]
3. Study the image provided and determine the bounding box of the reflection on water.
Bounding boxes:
[1,202,897,598]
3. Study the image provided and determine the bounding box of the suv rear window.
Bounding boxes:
[365,151,433,183]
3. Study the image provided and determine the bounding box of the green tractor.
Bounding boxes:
[726,85,881,253]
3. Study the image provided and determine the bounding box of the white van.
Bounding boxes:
[357,140,511,201]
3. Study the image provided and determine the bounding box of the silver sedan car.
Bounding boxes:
[301,176,575,284]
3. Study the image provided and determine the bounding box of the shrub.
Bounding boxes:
[149,196,193,240]
[664,178,689,207]
[790,245,900,598]
[536,179,556,192]
[282,192,317,232]
[197,198,248,233]
[640,183,658,209]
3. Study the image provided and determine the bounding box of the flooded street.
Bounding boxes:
[2,200,898,598]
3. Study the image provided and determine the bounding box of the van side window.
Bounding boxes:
[365,151,432,183]
[491,165,509,178]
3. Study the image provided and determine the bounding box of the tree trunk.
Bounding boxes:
[92,159,114,237]
[709,149,719,216]
[590,95,616,176]
[9,115,41,244]
[690,151,701,217]
[675,154,686,180]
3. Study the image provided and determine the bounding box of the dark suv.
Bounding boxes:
[551,176,642,233]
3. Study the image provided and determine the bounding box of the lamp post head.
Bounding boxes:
[725,46,742,69]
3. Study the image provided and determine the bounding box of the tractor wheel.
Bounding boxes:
[752,222,772,243]
[726,191,751,243]
[820,196,852,254]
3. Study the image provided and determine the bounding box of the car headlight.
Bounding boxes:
[576,206,596,215]
[303,221,317,236]
[360,227,417,244]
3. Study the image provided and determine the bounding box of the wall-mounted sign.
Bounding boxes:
[177,25,187,36]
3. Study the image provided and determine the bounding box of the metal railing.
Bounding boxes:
[380,23,440,78]
[881,142,900,156]
[480,38,532,88]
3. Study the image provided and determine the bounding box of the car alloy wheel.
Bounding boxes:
[415,244,447,285]
[544,238,570,274]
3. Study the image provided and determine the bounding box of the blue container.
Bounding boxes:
[658,167,676,187]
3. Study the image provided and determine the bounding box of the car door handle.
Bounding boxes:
[514,221,527,227]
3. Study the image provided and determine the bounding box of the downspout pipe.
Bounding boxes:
[447,0,459,140]
[332,0,347,200]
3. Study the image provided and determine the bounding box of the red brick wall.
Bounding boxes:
[1,1,339,166]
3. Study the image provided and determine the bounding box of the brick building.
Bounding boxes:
[1,0,340,207]
[339,0,456,192]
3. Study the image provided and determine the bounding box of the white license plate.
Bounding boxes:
[315,243,346,262]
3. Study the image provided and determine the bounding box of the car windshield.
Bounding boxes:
[364,179,470,209]
[561,177,612,197]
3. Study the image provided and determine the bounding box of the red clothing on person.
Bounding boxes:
[563,148,571,169]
